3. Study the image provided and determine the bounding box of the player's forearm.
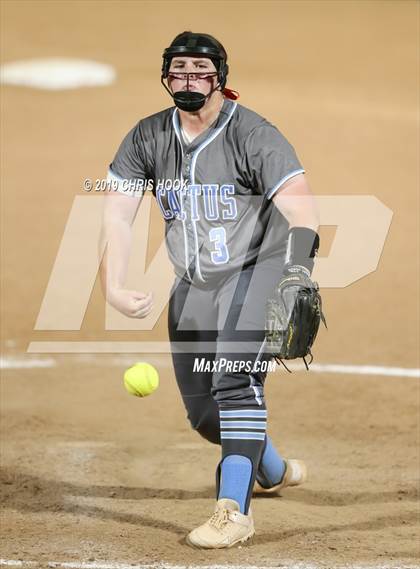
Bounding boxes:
[272,176,320,272]
[99,219,133,299]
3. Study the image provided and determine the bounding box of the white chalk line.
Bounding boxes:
[1,561,419,569]
[298,363,420,378]
[1,355,419,378]
[0,357,57,369]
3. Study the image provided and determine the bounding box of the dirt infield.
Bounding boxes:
[1,1,419,567]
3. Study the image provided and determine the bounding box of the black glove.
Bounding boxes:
[265,265,326,368]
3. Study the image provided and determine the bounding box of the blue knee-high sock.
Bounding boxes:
[259,436,286,487]
[218,406,267,514]
[218,455,252,514]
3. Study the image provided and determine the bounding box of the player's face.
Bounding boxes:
[168,57,218,96]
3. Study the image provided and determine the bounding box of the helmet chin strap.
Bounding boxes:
[160,76,222,112]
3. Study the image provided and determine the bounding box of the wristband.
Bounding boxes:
[285,227,320,274]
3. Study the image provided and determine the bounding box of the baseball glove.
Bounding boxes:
[265,266,326,369]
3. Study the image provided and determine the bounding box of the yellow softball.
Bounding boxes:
[123,362,159,397]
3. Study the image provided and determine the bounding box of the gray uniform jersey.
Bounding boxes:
[108,99,304,286]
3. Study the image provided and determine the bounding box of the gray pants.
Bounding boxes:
[168,254,285,444]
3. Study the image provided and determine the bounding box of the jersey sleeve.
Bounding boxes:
[107,123,151,197]
[242,123,305,199]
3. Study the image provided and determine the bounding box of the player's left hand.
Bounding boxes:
[265,265,326,367]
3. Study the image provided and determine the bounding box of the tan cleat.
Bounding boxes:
[254,458,308,495]
[186,498,255,549]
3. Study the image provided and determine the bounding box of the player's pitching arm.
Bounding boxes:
[99,192,153,318]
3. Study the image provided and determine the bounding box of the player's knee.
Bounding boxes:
[187,406,220,445]
[212,385,266,407]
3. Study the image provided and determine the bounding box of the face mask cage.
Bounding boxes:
[166,71,219,95]
[167,71,219,81]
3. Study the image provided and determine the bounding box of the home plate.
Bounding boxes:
[0,58,116,90]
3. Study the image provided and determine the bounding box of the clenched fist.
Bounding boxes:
[108,288,153,318]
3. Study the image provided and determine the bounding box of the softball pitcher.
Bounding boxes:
[101,31,322,549]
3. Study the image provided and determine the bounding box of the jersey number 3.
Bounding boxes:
[209,227,229,265]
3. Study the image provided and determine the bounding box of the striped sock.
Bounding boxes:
[218,407,267,514]
[219,408,267,443]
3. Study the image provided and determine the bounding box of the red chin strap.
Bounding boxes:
[223,87,240,100]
